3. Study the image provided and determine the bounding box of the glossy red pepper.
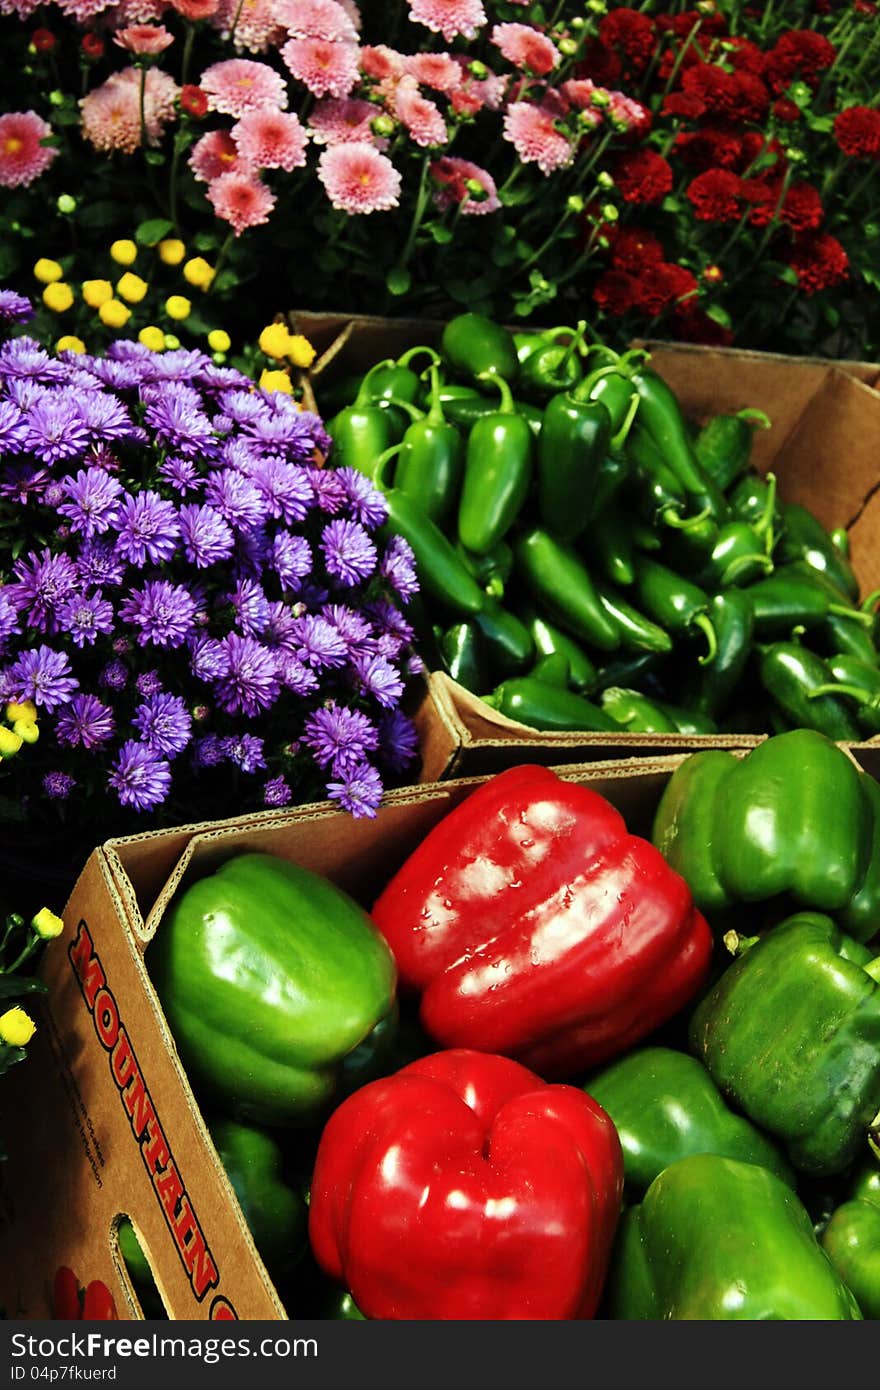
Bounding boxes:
[52,1266,117,1320]
[371,766,713,1078]
[308,1048,624,1321]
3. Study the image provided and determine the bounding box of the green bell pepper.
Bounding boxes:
[821,1159,880,1318]
[149,853,398,1126]
[587,1046,794,1197]
[607,1154,862,1320]
[690,912,880,1176]
[210,1116,307,1283]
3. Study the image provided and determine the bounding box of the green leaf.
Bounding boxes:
[144,150,166,166]
[706,303,732,329]
[499,185,534,207]
[386,266,412,296]
[430,225,454,245]
[136,218,174,247]
[193,230,219,253]
[807,115,834,133]
[0,976,46,1000]
[777,265,799,286]
[661,196,682,214]
[79,200,123,231]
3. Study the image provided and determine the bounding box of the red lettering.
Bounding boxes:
[141,1114,171,1177]
[173,1199,219,1301]
[210,1297,238,1321]
[68,921,105,1010]
[110,1031,136,1090]
[155,1163,184,1222]
[122,1071,154,1139]
[94,987,119,1050]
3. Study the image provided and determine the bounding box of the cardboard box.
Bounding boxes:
[292,312,880,779]
[0,757,687,1322]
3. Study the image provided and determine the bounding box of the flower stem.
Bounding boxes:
[204,228,235,296]
[400,154,432,268]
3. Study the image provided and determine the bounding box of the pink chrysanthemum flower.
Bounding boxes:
[80,68,179,154]
[281,36,360,98]
[561,78,601,110]
[0,0,41,17]
[200,58,288,117]
[55,0,114,19]
[189,129,248,182]
[430,156,500,215]
[359,44,405,80]
[407,0,486,43]
[317,142,401,214]
[392,77,447,148]
[606,91,651,134]
[403,51,462,91]
[107,0,166,22]
[309,97,385,146]
[275,0,358,41]
[167,0,219,17]
[113,22,174,54]
[490,22,559,77]
[450,60,507,115]
[211,0,285,52]
[502,100,573,175]
[207,169,276,235]
[0,111,57,188]
[232,108,308,170]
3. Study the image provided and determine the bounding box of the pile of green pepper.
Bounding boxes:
[318,312,879,738]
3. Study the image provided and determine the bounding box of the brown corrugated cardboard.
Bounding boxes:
[0,756,687,1322]
[291,312,880,779]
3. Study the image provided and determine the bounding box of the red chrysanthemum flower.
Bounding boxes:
[598,8,656,72]
[609,226,665,274]
[81,32,104,58]
[180,84,209,118]
[613,148,673,205]
[738,131,786,176]
[662,263,699,304]
[661,91,705,120]
[741,177,783,227]
[655,11,727,39]
[834,105,880,159]
[686,169,743,223]
[675,126,743,171]
[576,42,623,87]
[681,62,767,124]
[725,36,765,76]
[773,97,801,123]
[631,262,685,317]
[674,305,734,347]
[765,30,836,95]
[781,183,824,234]
[592,268,639,316]
[31,28,56,52]
[785,232,849,295]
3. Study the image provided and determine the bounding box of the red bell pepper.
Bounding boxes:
[308,1048,624,1320]
[52,1266,117,1320]
[371,765,712,1077]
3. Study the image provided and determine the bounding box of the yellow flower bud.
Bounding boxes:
[42,282,74,313]
[157,238,186,266]
[165,295,191,321]
[138,326,166,352]
[33,257,63,284]
[56,335,86,355]
[83,279,114,308]
[98,299,132,329]
[32,907,64,941]
[183,257,215,289]
[0,1007,36,1048]
[259,368,293,395]
[6,700,37,723]
[0,727,23,758]
[286,334,316,369]
[163,334,181,350]
[258,323,292,359]
[207,329,231,353]
[13,719,39,745]
[110,239,138,266]
[116,272,148,304]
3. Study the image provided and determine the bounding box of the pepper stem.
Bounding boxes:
[736,408,772,430]
[554,319,589,376]
[829,602,874,627]
[476,371,516,415]
[693,612,718,666]
[805,682,871,703]
[353,359,398,405]
[574,363,627,401]
[663,504,713,532]
[863,958,880,983]
[723,930,759,957]
[860,589,880,613]
[397,345,440,370]
[423,365,447,426]
[384,395,424,423]
[721,553,774,585]
[755,470,777,551]
[610,391,640,453]
[372,444,404,493]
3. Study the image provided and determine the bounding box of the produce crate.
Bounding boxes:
[0,756,696,1322]
[292,311,880,780]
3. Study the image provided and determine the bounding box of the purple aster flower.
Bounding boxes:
[321,519,378,587]
[43,771,76,800]
[10,549,78,633]
[57,592,115,648]
[219,435,265,476]
[148,349,212,383]
[0,339,66,381]
[113,636,132,655]
[0,462,51,502]
[366,598,415,647]
[23,393,90,464]
[108,740,172,811]
[178,503,234,568]
[107,339,154,365]
[57,467,124,537]
[132,691,192,757]
[375,631,406,661]
[136,670,163,697]
[219,733,266,774]
[76,391,141,444]
[270,533,312,589]
[5,645,78,712]
[302,702,379,774]
[0,588,21,646]
[0,289,32,324]
[142,384,218,459]
[262,600,299,649]
[119,580,197,648]
[76,538,126,590]
[263,775,293,807]
[0,399,27,454]
[84,358,145,392]
[307,466,347,514]
[204,470,265,532]
[229,578,269,635]
[337,468,389,529]
[45,482,65,508]
[159,456,201,494]
[323,603,374,656]
[245,407,329,459]
[326,761,383,819]
[276,652,320,696]
[217,390,265,428]
[377,707,420,772]
[213,633,281,716]
[55,693,115,749]
[198,364,251,394]
[100,659,128,691]
[115,490,180,567]
[234,525,271,580]
[352,652,405,709]
[250,457,314,523]
[293,614,349,670]
[190,634,230,682]
[192,733,225,768]
[380,534,419,601]
[5,377,49,410]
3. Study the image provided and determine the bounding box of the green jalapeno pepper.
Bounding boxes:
[686,590,755,721]
[757,640,863,740]
[457,373,534,556]
[530,652,571,687]
[437,385,544,436]
[393,366,465,530]
[472,597,535,681]
[805,653,880,735]
[484,676,621,732]
[592,577,675,655]
[537,392,613,542]
[631,555,718,664]
[694,409,771,492]
[325,362,410,479]
[600,687,679,733]
[593,650,668,695]
[727,470,784,539]
[747,568,870,639]
[577,354,646,434]
[518,604,599,694]
[778,503,860,603]
[518,321,588,401]
[583,502,637,587]
[581,450,634,528]
[441,621,488,694]
[814,610,880,667]
[455,538,514,599]
[626,426,715,543]
[440,311,520,386]
[830,527,851,556]
[629,366,729,523]
[513,527,622,652]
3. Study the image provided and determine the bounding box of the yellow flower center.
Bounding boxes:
[4,137,23,155]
